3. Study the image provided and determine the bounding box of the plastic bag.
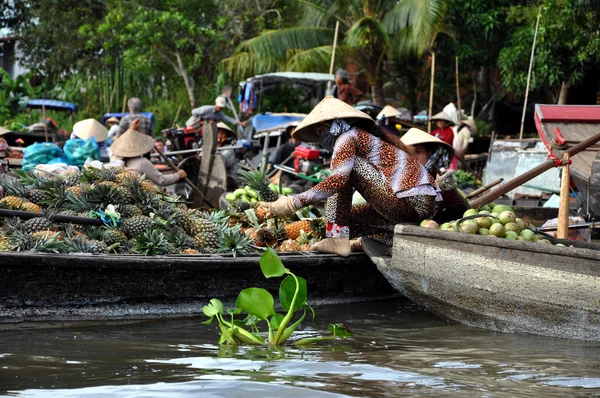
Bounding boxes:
[63,137,100,166]
[22,142,64,171]
[34,163,80,177]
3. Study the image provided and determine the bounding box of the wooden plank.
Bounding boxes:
[537,105,600,123]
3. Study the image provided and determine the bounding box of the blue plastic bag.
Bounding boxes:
[22,142,64,171]
[63,137,100,166]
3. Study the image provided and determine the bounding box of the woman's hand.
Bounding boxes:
[436,170,457,191]
[177,169,187,179]
[257,196,298,216]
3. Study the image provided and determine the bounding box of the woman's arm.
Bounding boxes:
[294,131,357,208]
[136,157,181,186]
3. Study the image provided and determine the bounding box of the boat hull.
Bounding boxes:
[0,252,396,329]
[372,225,600,341]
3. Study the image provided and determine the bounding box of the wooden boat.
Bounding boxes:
[535,105,600,216]
[364,225,600,341]
[0,251,397,329]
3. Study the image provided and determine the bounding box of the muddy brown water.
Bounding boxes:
[1,299,600,397]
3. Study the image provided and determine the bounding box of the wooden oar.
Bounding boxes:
[152,146,211,207]
[0,209,103,226]
[471,131,600,208]
[557,153,570,239]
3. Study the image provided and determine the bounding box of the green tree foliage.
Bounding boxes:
[223,0,452,105]
[498,0,600,103]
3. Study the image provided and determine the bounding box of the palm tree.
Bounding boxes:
[223,0,453,105]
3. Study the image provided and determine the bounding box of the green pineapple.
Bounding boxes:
[102,229,128,248]
[20,201,42,213]
[26,189,46,204]
[63,172,82,186]
[23,217,53,233]
[119,204,143,218]
[120,215,153,237]
[64,236,106,254]
[238,161,278,202]
[166,228,197,252]
[194,219,221,254]
[133,230,171,255]
[219,228,252,257]
[0,195,24,210]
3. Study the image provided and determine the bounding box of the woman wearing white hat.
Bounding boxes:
[257,97,441,256]
[71,119,109,159]
[401,127,467,223]
[110,119,187,186]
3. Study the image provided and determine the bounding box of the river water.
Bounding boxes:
[1,299,600,397]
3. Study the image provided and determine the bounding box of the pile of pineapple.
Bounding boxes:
[0,166,327,255]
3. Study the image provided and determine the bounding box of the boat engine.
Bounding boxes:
[294,145,328,175]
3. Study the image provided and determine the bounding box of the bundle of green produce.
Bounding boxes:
[0,167,252,256]
[225,184,293,205]
[453,170,480,186]
[419,202,554,244]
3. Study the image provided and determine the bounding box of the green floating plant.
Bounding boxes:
[203,248,354,346]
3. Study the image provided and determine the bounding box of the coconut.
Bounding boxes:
[519,229,535,241]
[463,209,478,218]
[459,219,479,234]
[477,216,493,229]
[504,222,520,234]
[422,220,440,229]
[478,228,489,235]
[498,211,517,225]
[489,223,505,238]
[505,231,519,240]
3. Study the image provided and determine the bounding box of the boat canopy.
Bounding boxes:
[242,72,334,94]
[25,99,77,112]
[252,113,306,133]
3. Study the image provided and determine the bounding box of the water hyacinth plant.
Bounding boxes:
[203,248,354,346]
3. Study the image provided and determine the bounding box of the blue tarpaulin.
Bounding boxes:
[26,99,77,112]
[101,112,156,128]
[251,113,306,133]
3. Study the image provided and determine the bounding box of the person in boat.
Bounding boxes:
[110,119,187,186]
[216,122,237,171]
[189,97,244,128]
[105,116,120,141]
[401,127,466,223]
[271,123,311,192]
[429,111,455,146]
[376,105,405,136]
[331,69,364,106]
[442,97,460,125]
[452,119,476,161]
[117,97,154,136]
[71,118,110,160]
[257,97,441,256]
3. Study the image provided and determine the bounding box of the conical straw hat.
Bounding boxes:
[216,122,234,134]
[72,119,108,142]
[376,105,402,120]
[401,127,453,153]
[430,111,455,125]
[462,118,477,130]
[110,128,155,158]
[105,116,120,125]
[292,96,374,142]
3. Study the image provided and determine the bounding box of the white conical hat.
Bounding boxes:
[376,105,402,120]
[292,96,373,142]
[401,127,453,153]
[110,128,155,158]
[72,119,108,142]
[430,111,455,125]
[216,122,234,134]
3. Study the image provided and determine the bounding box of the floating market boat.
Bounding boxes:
[535,104,600,217]
[0,251,397,329]
[364,225,600,341]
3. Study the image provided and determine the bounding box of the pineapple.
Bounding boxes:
[120,204,143,218]
[182,248,200,255]
[115,171,140,185]
[238,161,278,202]
[96,181,130,204]
[120,215,153,238]
[67,185,83,198]
[0,235,11,251]
[0,195,24,210]
[194,219,221,254]
[32,230,63,242]
[26,189,46,204]
[23,217,53,233]
[133,230,170,256]
[64,172,82,187]
[279,239,300,252]
[250,228,277,247]
[140,181,158,197]
[64,236,106,254]
[255,206,272,221]
[20,201,42,213]
[231,201,251,213]
[102,229,128,247]
[285,218,325,240]
[219,228,252,257]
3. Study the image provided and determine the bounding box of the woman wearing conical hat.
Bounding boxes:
[257,97,441,256]
[71,118,109,159]
[429,111,455,146]
[110,119,187,186]
[401,127,467,223]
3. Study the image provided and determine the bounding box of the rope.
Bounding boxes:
[547,153,571,167]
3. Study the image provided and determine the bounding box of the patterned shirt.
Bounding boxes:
[117,114,154,137]
[294,127,439,208]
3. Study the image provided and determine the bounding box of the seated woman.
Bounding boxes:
[401,127,468,224]
[258,97,441,256]
[110,119,187,186]
[71,118,110,160]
